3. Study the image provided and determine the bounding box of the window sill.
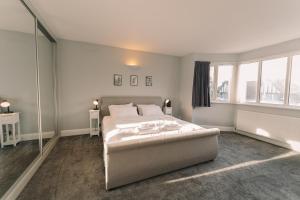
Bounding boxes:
[235,102,300,111]
[211,101,300,111]
[211,101,232,104]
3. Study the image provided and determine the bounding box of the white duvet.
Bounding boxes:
[102,115,205,143]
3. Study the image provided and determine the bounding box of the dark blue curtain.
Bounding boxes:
[192,61,211,108]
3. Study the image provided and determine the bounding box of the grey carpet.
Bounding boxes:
[0,140,40,197]
[18,133,300,200]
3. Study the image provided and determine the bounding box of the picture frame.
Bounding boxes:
[145,76,152,86]
[113,74,122,86]
[130,75,138,86]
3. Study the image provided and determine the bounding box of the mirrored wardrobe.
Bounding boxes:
[37,22,57,147]
[0,0,58,198]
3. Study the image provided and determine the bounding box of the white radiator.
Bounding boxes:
[236,110,300,151]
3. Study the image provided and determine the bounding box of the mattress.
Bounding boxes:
[102,115,218,153]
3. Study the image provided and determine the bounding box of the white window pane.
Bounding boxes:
[260,57,287,104]
[289,55,300,106]
[210,66,214,99]
[216,65,233,101]
[238,62,259,103]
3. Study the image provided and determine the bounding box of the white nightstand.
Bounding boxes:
[163,107,172,115]
[0,112,21,148]
[89,110,100,137]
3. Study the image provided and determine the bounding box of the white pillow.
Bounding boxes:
[109,106,138,118]
[108,103,133,109]
[137,104,164,116]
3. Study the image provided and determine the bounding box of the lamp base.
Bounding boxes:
[5,107,13,113]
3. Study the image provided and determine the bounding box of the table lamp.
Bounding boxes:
[164,99,171,107]
[0,100,11,113]
[93,99,99,110]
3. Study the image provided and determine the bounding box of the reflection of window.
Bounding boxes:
[209,66,215,99]
[260,57,288,104]
[290,55,300,106]
[216,65,233,102]
[238,62,259,103]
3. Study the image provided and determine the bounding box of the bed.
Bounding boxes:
[100,96,220,190]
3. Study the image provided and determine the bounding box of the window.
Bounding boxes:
[216,65,233,102]
[237,62,259,103]
[260,57,288,104]
[232,54,300,108]
[209,66,215,99]
[209,64,234,102]
[289,55,300,106]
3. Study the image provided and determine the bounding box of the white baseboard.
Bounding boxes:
[60,128,90,137]
[200,125,234,132]
[235,129,300,152]
[21,131,55,141]
[2,136,59,200]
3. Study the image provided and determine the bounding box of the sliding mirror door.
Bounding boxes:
[37,26,57,147]
[0,0,40,196]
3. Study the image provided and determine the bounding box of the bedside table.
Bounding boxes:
[163,107,172,115]
[0,112,21,148]
[89,110,100,137]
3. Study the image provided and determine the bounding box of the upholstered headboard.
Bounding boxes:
[100,96,163,117]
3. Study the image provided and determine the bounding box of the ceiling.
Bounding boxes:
[0,0,35,34]
[28,0,300,56]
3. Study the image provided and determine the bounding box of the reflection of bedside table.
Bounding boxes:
[163,107,172,115]
[0,112,21,148]
[89,110,100,137]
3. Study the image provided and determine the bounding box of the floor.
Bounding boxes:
[18,132,300,200]
[0,140,40,197]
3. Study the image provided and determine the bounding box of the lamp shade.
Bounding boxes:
[93,99,99,110]
[0,100,10,108]
[164,99,171,107]
[93,100,99,106]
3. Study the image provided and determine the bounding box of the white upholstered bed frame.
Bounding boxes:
[100,96,220,190]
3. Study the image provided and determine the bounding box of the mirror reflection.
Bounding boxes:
[0,0,39,197]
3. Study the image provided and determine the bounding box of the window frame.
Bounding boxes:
[259,56,289,105]
[210,51,300,110]
[236,51,300,109]
[287,54,300,106]
[209,65,216,101]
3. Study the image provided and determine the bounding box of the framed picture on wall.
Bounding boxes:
[130,75,138,86]
[145,76,152,86]
[114,74,122,86]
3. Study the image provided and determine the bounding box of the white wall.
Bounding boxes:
[58,45,238,130]
[57,39,180,131]
[238,38,300,61]
[178,53,238,128]
[178,54,194,122]
[193,104,236,127]
[235,104,300,119]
